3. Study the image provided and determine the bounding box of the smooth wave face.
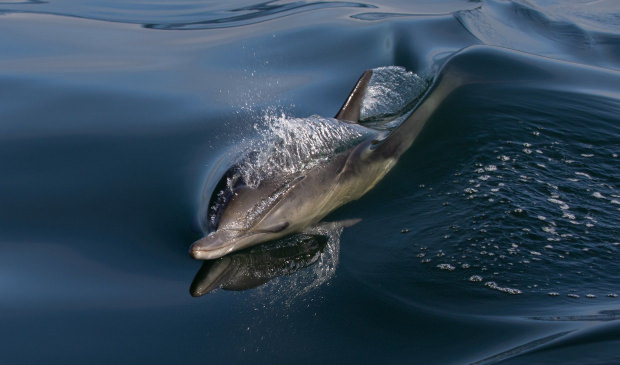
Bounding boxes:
[2,0,620,365]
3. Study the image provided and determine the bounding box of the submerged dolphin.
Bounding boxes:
[190,63,458,260]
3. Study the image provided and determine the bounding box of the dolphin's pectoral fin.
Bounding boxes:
[335,70,373,122]
[253,222,290,234]
[333,218,362,228]
[306,218,362,232]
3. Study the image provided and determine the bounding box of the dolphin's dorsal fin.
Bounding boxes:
[335,70,373,122]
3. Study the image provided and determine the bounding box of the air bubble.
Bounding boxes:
[484,281,522,295]
[437,264,455,271]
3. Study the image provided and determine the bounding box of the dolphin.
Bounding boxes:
[189,45,620,260]
[189,61,460,260]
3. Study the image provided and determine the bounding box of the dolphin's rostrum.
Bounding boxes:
[190,65,449,260]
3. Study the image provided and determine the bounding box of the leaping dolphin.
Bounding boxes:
[190,63,459,260]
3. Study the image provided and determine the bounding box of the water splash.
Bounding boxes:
[220,67,428,191]
[236,111,374,189]
[250,221,346,306]
[360,66,428,128]
[203,66,429,232]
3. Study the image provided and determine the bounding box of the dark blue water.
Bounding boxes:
[1,0,620,364]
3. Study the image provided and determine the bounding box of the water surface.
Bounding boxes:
[1,0,620,364]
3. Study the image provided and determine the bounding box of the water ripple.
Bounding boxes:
[1,0,45,4]
[144,1,376,30]
[469,331,572,365]
[351,12,417,21]
[0,0,376,30]
[531,310,620,322]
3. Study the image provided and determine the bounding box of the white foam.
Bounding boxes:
[548,198,570,210]
[360,66,427,125]
[484,281,522,295]
[562,212,576,220]
[437,264,456,271]
[237,113,373,188]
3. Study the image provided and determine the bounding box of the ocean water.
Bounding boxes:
[1,0,620,364]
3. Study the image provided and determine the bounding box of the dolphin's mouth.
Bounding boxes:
[189,230,268,260]
[189,230,240,260]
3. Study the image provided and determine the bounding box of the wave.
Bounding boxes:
[236,113,372,189]
[145,1,376,30]
[455,0,620,70]
[0,0,375,29]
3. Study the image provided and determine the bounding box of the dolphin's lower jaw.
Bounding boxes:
[189,230,270,260]
[190,256,234,296]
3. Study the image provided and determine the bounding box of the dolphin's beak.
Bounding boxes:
[189,230,240,260]
[190,230,271,260]
[189,257,233,296]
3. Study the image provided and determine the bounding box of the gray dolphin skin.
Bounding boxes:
[189,57,462,260]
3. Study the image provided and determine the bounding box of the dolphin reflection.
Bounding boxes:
[190,220,357,296]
